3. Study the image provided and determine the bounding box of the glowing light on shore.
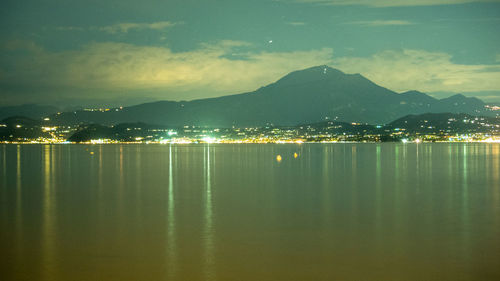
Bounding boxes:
[202,137,216,143]
[481,138,500,143]
[171,139,192,144]
[90,139,111,144]
[276,155,282,162]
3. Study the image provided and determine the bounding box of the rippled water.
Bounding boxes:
[1,143,500,281]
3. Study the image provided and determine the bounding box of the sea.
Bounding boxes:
[1,143,499,281]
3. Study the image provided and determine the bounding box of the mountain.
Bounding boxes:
[432,94,485,114]
[48,66,489,126]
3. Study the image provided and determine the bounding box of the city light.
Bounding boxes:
[202,137,216,143]
[481,137,500,143]
[90,139,111,144]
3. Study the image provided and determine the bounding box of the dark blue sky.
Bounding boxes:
[1,0,500,106]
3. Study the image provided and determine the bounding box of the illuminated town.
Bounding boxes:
[2,113,499,144]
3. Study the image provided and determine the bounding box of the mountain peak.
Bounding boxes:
[295,65,345,76]
[400,90,437,103]
[272,65,357,87]
[448,93,466,99]
[401,90,427,96]
[441,94,484,105]
[440,93,482,103]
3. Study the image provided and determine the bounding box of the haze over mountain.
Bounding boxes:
[48,66,490,127]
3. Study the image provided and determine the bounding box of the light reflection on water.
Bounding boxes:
[42,145,57,281]
[0,143,499,281]
[203,144,215,280]
[166,144,177,279]
[14,145,23,277]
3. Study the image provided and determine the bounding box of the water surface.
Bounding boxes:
[1,143,499,281]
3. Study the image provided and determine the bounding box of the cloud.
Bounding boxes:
[345,20,414,26]
[295,0,500,7]
[286,21,307,26]
[333,49,500,94]
[55,26,85,31]
[99,21,178,34]
[4,39,498,106]
[0,40,333,105]
[55,21,178,34]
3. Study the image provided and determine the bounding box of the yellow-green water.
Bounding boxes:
[1,143,499,281]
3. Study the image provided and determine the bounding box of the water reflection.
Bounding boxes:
[394,144,399,183]
[119,145,124,184]
[203,144,215,280]
[416,142,420,178]
[15,145,22,229]
[136,145,143,219]
[456,145,471,261]
[493,145,500,206]
[462,145,470,233]
[1,143,499,281]
[375,145,382,239]
[1,145,5,215]
[349,145,358,225]
[321,145,332,228]
[42,145,57,281]
[98,145,103,189]
[492,145,500,233]
[118,145,124,212]
[166,145,177,279]
[14,145,23,272]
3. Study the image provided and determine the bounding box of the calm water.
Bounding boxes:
[1,143,499,281]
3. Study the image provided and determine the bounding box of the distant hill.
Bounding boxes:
[0,104,59,120]
[0,116,50,141]
[67,122,168,142]
[388,113,499,135]
[43,66,491,126]
[65,112,500,143]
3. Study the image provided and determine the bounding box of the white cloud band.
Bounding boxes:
[99,21,178,34]
[344,20,414,26]
[334,49,500,93]
[0,40,333,103]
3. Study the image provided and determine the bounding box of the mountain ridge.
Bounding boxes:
[42,65,491,126]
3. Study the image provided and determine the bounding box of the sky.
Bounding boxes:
[1,0,500,107]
